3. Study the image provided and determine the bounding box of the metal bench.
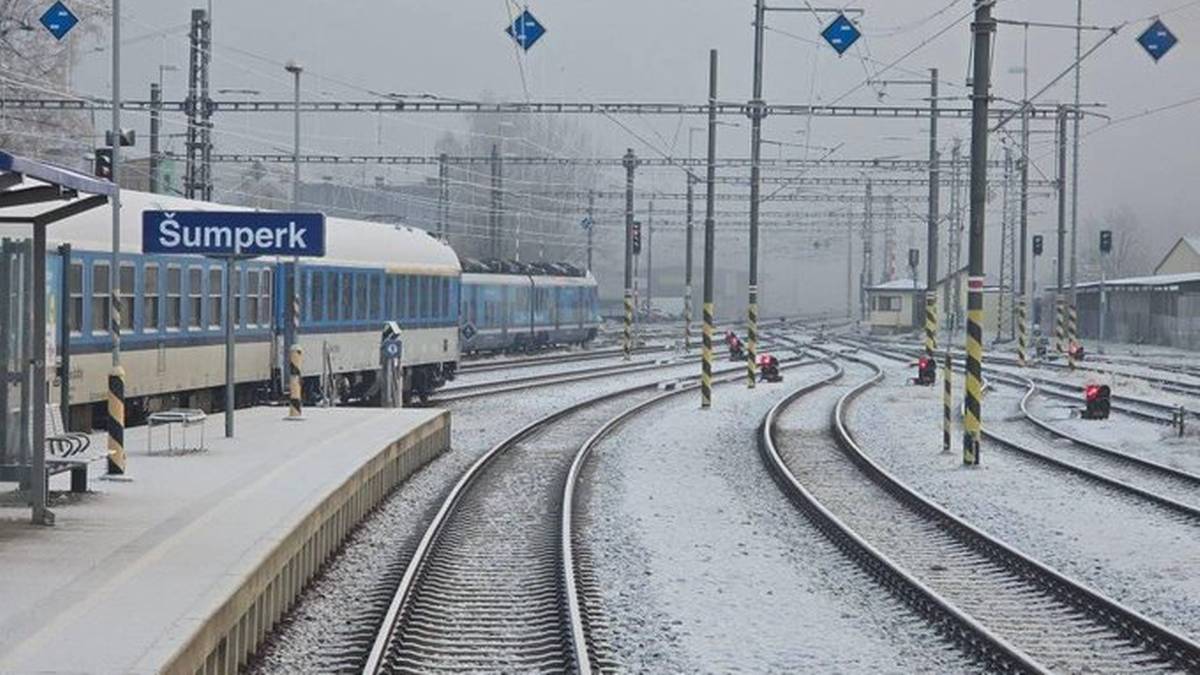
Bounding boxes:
[44,405,102,493]
[147,409,207,455]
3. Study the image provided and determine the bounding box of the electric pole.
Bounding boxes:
[745,0,767,388]
[701,50,718,408]
[924,67,940,360]
[1055,105,1069,359]
[623,148,637,360]
[962,0,994,467]
[685,174,694,351]
[586,189,595,273]
[149,82,161,194]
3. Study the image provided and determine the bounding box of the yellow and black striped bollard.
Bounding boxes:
[942,348,951,453]
[701,302,714,408]
[1067,303,1078,370]
[1016,299,1028,366]
[623,291,633,361]
[286,345,304,420]
[962,276,984,466]
[924,295,938,360]
[107,365,126,475]
[746,287,758,388]
[1054,297,1066,354]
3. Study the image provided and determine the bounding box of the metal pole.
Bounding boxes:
[962,0,994,467]
[1070,0,1082,308]
[149,82,161,194]
[745,0,766,388]
[32,226,49,524]
[586,189,595,272]
[925,68,940,360]
[107,0,126,477]
[701,49,718,408]
[646,199,654,314]
[58,244,71,424]
[224,258,234,437]
[286,62,302,389]
[490,144,500,258]
[684,174,694,350]
[846,215,853,319]
[622,148,636,360]
[438,152,449,237]
[290,66,301,210]
[1055,106,1068,358]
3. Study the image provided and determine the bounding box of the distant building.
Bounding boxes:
[1154,236,1200,275]
[117,156,181,196]
[865,266,1003,336]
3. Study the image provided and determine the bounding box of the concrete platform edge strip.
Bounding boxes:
[161,411,451,675]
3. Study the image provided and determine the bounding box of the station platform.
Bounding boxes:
[0,405,449,674]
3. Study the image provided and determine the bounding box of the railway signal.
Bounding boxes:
[1033,234,1043,256]
[913,356,936,386]
[94,148,113,179]
[1099,229,1112,254]
[631,221,642,255]
[1081,384,1110,420]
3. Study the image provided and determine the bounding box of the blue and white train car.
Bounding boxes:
[459,260,599,354]
[1,189,459,428]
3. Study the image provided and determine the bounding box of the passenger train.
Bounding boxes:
[1,189,599,429]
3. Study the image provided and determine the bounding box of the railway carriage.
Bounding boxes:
[2,189,460,428]
[459,259,599,354]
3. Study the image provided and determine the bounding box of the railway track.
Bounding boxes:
[361,349,821,673]
[762,355,1200,673]
[846,339,1200,522]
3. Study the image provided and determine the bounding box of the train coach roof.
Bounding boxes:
[459,257,587,277]
[0,188,460,275]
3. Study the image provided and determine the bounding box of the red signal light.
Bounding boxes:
[918,357,930,369]
[1085,384,1101,402]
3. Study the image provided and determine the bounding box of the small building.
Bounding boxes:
[1073,272,1200,349]
[1155,236,1200,275]
[866,267,1005,336]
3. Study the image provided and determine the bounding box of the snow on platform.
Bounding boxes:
[0,405,448,674]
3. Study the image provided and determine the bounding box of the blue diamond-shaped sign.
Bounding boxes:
[39,1,79,41]
[505,9,546,52]
[821,14,861,56]
[461,322,477,340]
[1137,19,1178,62]
[580,216,593,231]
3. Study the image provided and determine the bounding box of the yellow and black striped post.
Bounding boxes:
[924,295,938,361]
[623,291,633,360]
[1054,296,1066,354]
[1016,299,1028,366]
[106,365,126,475]
[683,287,692,352]
[963,276,984,466]
[942,347,951,453]
[1067,303,1078,370]
[746,286,758,388]
[286,345,304,420]
[701,302,714,408]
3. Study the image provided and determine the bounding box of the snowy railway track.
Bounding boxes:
[763,355,1200,673]
[457,343,667,375]
[362,343,818,674]
[848,340,1200,522]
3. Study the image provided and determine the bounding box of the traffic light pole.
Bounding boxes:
[701,50,718,408]
[623,149,637,361]
[962,0,994,467]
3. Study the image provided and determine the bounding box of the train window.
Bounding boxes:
[368,274,381,320]
[91,262,110,333]
[232,266,244,326]
[329,272,340,322]
[430,277,441,319]
[354,273,367,321]
[188,267,203,329]
[143,264,160,332]
[406,276,417,319]
[209,267,223,328]
[340,272,352,322]
[68,261,83,334]
[119,263,135,331]
[441,278,450,321]
[166,266,182,330]
[260,268,272,326]
[390,276,400,318]
[247,270,260,327]
[311,271,325,322]
[419,276,431,320]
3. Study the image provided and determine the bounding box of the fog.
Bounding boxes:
[65,0,1200,317]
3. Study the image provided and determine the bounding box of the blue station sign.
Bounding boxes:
[142,210,327,257]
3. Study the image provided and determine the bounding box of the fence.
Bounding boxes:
[1,237,34,486]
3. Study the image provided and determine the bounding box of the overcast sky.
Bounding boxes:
[65,0,1200,300]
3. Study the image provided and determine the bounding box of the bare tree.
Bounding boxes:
[1078,205,1152,281]
[0,0,107,164]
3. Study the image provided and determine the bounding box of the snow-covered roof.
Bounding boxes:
[866,278,921,292]
[1071,271,1200,291]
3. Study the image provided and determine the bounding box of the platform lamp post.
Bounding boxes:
[285,61,304,419]
[104,0,130,478]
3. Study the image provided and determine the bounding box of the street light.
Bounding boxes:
[284,61,302,388]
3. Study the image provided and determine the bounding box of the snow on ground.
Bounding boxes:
[1025,389,1200,477]
[578,362,976,673]
[847,353,1200,641]
[248,357,732,672]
